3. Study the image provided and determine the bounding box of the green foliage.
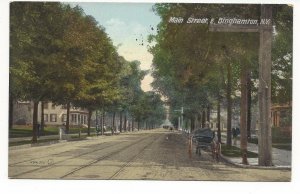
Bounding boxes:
[150,3,292,126]
[272,5,293,104]
[150,4,259,123]
[10,2,127,139]
[10,2,123,110]
[10,2,67,102]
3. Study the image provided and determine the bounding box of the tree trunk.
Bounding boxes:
[124,113,127,132]
[40,101,44,136]
[9,95,13,130]
[247,72,252,139]
[190,117,195,132]
[32,101,39,143]
[226,63,232,146]
[217,94,221,143]
[240,65,249,165]
[131,117,134,131]
[207,105,210,124]
[66,102,70,134]
[87,109,92,136]
[119,111,123,133]
[101,112,105,135]
[197,113,201,129]
[201,110,206,128]
[137,119,140,131]
[112,112,115,135]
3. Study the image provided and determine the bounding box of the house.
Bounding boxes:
[271,102,292,136]
[12,101,89,126]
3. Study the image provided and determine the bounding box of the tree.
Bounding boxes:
[10,2,123,140]
[10,2,69,142]
[271,5,293,104]
[150,4,282,166]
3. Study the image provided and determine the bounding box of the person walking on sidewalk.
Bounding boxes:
[232,127,237,145]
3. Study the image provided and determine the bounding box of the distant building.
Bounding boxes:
[161,119,173,129]
[271,102,292,136]
[12,101,89,126]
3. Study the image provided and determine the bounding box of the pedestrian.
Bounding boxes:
[232,127,237,145]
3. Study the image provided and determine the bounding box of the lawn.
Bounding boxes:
[8,135,90,147]
[221,144,258,158]
[235,127,292,151]
[9,126,91,138]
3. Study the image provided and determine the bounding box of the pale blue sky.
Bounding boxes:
[68,2,161,91]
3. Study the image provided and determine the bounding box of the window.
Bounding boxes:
[62,114,67,122]
[83,115,87,124]
[44,114,48,122]
[44,102,49,109]
[78,115,81,124]
[50,114,57,122]
[71,114,77,123]
[51,103,56,110]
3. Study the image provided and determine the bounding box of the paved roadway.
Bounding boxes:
[8,129,290,181]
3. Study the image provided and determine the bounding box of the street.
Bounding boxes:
[9,128,290,181]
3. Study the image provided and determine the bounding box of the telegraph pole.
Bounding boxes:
[258,5,273,166]
[209,4,273,166]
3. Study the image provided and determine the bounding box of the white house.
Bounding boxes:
[12,101,89,126]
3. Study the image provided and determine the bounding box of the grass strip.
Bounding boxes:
[221,144,258,158]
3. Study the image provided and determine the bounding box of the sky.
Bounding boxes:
[68,2,161,91]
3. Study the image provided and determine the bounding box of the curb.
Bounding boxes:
[182,131,291,170]
[9,130,143,150]
[9,138,86,150]
[220,154,291,170]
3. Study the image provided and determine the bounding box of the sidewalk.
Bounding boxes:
[221,133,291,168]
[9,134,61,143]
[9,130,122,144]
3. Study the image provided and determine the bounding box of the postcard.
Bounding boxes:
[7,0,293,185]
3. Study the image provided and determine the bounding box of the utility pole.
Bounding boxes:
[174,107,184,130]
[209,4,273,166]
[181,106,184,131]
[258,5,273,166]
[95,110,100,136]
[178,116,181,130]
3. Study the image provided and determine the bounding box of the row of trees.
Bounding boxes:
[149,4,292,165]
[9,2,166,142]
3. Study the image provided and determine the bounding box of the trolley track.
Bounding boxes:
[9,141,111,166]
[108,134,161,179]
[60,133,160,179]
[11,133,154,178]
